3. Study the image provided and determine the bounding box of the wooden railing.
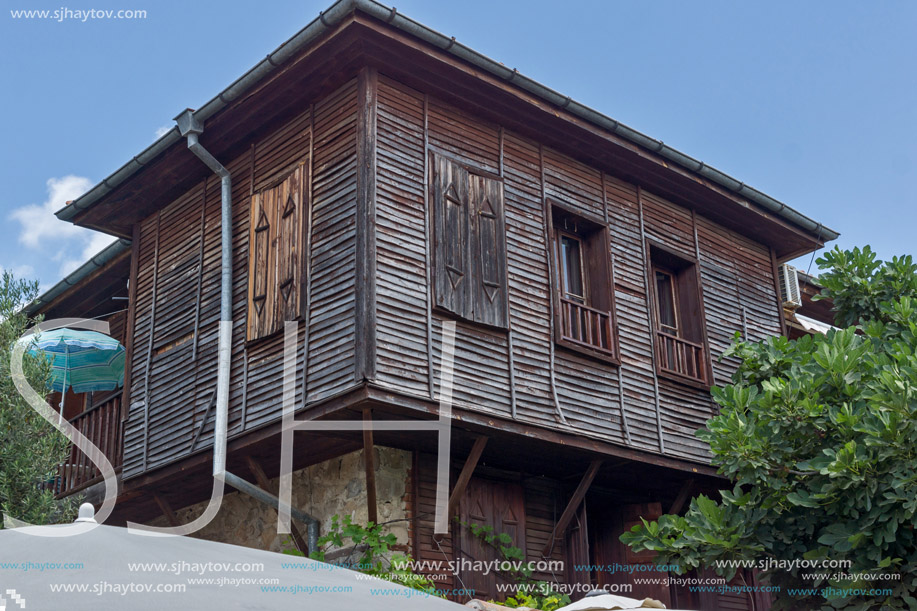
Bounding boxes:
[43,394,123,497]
[559,298,615,355]
[656,332,707,384]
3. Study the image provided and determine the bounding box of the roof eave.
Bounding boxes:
[54,0,838,244]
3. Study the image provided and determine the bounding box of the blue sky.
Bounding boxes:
[1,0,914,291]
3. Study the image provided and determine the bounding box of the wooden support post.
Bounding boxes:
[362,409,378,525]
[542,459,602,557]
[246,456,309,555]
[447,436,489,518]
[154,494,180,527]
[667,478,695,515]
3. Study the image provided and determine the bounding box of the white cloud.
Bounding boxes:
[155,125,172,139]
[10,175,116,280]
[11,175,93,248]
[0,264,35,279]
[58,232,116,277]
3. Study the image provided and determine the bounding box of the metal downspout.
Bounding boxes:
[175,110,319,553]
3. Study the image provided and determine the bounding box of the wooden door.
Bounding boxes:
[565,502,591,592]
[457,476,526,601]
[591,501,673,607]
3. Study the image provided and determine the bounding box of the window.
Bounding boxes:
[247,164,306,341]
[648,244,709,386]
[432,154,507,328]
[654,269,678,336]
[559,234,586,303]
[549,204,617,360]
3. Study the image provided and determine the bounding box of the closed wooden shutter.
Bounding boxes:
[247,164,305,341]
[432,153,507,328]
[433,154,470,318]
[275,165,305,326]
[248,184,277,340]
[470,174,507,327]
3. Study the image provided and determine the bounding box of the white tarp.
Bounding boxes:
[556,592,697,611]
[795,313,839,335]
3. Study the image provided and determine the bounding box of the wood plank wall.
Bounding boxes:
[122,78,360,478]
[123,68,784,478]
[371,75,783,465]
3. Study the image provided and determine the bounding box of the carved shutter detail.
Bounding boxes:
[471,174,507,327]
[247,163,306,341]
[433,155,470,318]
[248,186,276,340]
[433,153,507,328]
[275,166,304,326]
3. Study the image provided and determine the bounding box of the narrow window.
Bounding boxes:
[649,245,709,386]
[550,204,617,361]
[654,269,678,336]
[560,234,586,304]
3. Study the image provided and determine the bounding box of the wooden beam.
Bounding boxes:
[154,494,180,527]
[354,66,378,382]
[770,247,790,337]
[121,228,140,421]
[542,459,602,557]
[447,436,489,518]
[362,409,378,524]
[667,478,695,515]
[246,456,309,556]
[363,385,722,477]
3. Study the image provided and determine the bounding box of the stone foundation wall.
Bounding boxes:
[149,447,412,553]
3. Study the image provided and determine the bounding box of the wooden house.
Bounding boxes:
[42,1,838,608]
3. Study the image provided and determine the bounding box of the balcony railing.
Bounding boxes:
[559,297,615,355]
[43,394,123,497]
[655,331,707,384]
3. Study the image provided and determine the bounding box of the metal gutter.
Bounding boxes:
[174,110,320,553]
[54,0,838,242]
[24,238,131,317]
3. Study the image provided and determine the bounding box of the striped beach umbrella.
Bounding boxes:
[16,328,125,396]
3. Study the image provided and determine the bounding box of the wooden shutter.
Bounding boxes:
[247,165,305,341]
[433,154,470,318]
[274,165,305,327]
[470,174,507,328]
[247,184,277,340]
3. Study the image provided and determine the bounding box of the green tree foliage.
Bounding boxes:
[459,520,572,611]
[285,514,438,594]
[0,271,77,527]
[620,247,917,610]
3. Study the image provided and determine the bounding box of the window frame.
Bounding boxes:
[557,229,588,304]
[645,239,712,389]
[653,267,680,337]
[547,199,620,364]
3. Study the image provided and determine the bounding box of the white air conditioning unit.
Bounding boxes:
[777,263,802,308]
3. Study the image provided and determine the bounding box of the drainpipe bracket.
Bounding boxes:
[174,109,204,137]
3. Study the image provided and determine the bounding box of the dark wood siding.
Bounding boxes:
[371,76,785,464]
[122,79,359,478]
